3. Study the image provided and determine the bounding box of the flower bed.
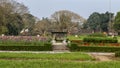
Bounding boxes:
[0,36,48,42]
[0,36,52,51]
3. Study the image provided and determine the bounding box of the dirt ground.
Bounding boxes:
[88,52,115,61]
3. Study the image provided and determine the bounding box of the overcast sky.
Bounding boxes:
[16,0,120,19]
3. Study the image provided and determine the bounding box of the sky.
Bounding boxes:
[16,0,120,19]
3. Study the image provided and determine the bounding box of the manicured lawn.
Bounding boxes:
[0,52,93,61]
[118,36,120,43]
[0,60,120,68]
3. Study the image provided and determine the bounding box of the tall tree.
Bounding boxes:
[0,0,29,35]
[51,10,86,34]
[85,12,114,33]
[86,12,101,32]
[114,12,120,35]
[33,18,51,36]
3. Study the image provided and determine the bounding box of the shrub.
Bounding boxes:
[0,43,52,51]
[88,33,106,37]
[71,40,82,44]
[68,43,79,51]
[69,43,120,52]
[83,37,118,43]
[0,40,48,46]
[115,51,120,57]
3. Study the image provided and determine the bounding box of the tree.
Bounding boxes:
[33,18,51,36]
[114,12,120,35]
[86,12,101,32]
[51,10,86,34]
[100,12,114,32]
[22,13,36,35]
[6,13,24,35]
[85,12,114,33]
[0,0,29,35]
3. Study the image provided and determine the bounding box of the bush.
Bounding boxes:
[71,40,82,44]
[115,51,120,57]
[88,33,106,37]
[0,40,48,46]
[69,43,120,52]
[0,43,52,51]
[68,43,79,51]
[83,37,118,43]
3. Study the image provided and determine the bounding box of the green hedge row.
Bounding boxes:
[0,43,52,51]
[83,37,118,43]
[115,51,120,57]
[68,43,120,52]
[88,33,107,37]
[0,40,46,46]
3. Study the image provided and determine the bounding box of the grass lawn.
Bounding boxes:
[0,52,119,68]
[117,36,120,43]
[0,60,120,68]
[0,52,93,61]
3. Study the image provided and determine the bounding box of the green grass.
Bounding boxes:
[0,52,119,68]
[0,52,93,61]
[117,36,120,43]
[0,60,120,68]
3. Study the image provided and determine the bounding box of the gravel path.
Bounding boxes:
[88,52,115,61]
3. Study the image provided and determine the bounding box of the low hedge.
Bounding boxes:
[68,43,120,52]
[88,33,107,37]
[0,43,52,51]
[71,40,83,44]
[115,51,120,57]
[83,37,118,43]
[0,40,46,46]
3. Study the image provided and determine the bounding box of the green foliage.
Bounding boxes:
[68,43,79,51]
[114,12,120,34]
[85,12,114,32]
[0,40,47,46]
[69,44,120,52]
[0,60,120,68]
[86,12,101,31]
[67,35,84,40]
[0,0,33,35]
[83,37,118,43]
[0,41,52,51]
[115,51,120,57]
[88,33,106,37]
[0,52,93,61]
[0,44,52,51]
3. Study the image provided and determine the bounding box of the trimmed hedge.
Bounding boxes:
[68,43,120,52]
[0,40,46,46]
[88,33,107,37]
[0,43,52,51]
[83,37,118,43]
[115,51,120,57]
[71,40,82,44]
